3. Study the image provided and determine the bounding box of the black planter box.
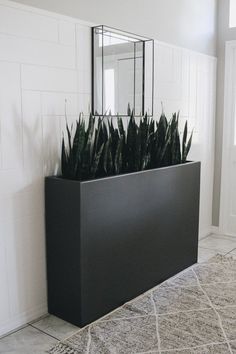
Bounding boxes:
[45,161,200,327]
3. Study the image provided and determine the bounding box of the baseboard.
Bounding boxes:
[199,226,212,240]
[0,303,48,337]
[199,225,236,239]
[211,226,220,234]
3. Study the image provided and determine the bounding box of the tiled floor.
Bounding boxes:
[198,233,236,262]
[1,233,236,354]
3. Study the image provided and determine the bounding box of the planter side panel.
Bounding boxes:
[80,162,200,325]
[45,178,82,326]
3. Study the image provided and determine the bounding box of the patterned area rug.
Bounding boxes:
[49,255,236,353]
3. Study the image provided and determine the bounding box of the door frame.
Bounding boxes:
[219,40,236,236]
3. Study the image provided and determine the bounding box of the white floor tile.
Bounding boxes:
[31,314,79,340]
[0,325,57,354]
[197,247,222,263]
[199,234,236,253]
[226,248,236,259]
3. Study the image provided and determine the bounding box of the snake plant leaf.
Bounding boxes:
[118,117,125,138]
[91,143,105,178]
[114,138,123,174]
[66,123,72,156]
[73,120,87,177]
[61,110,193,181]
[61,136,68,177]
[127,113,139,172]
[86,113,95,146]
[103,138,110,173]
[173,130,181,164]
[182,121,187,149]
[127,103,132,116]
[182,130,193,163]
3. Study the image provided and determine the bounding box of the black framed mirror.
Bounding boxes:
[92,25,154,117]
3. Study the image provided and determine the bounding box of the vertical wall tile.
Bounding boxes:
[41,92,78,116]
[0,4,58,42]
[58,20,76,46]
[0,62,22,170]
[42,116,61,176]
[0,33,76,68]
[78,93,91,115]
[76,24,91,94]
[22,91,43,180]
[154,41,216,238]
[154,43,182,101]
[21,65,77,92]
[181,50,190,117]
[4,213,46,317]
[0,235,10,326]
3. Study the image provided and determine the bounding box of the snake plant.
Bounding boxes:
[61,112,193,181]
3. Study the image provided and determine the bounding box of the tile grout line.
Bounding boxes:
[198,245,234,254]
[29,323,60,341]
[0,58,76,71]
[0,324,29,341]
[192,268,233,354]
[28,313,49,326]
[20,63,25,169]
[225,247,236,256]
[195,260,236,267]
[0,28,75,47]
[151,292,161,353]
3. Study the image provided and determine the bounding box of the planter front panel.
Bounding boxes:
[45,162,200,327]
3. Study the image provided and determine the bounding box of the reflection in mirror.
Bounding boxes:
[92,26,154,116]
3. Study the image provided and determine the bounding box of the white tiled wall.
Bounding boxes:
[0,0,216,336]
[154,42,217,239]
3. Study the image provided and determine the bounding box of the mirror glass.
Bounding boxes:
[93,26,153,116]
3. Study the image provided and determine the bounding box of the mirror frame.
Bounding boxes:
[92,25,154,117]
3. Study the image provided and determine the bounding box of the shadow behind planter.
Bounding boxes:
[45,161,200,327]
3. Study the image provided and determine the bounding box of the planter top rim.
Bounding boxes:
[46,161,200,184]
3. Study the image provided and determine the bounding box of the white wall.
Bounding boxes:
[154,43,216,239]
[11,0,218,56]
[0,0,216,336]
[212,0,236,226]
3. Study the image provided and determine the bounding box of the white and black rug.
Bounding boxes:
[49,255,236,353]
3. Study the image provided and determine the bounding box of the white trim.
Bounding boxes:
[199,226,214,240]
[219,41,236,236]
[198,225,234,239]
[211,225,220,234]
[0,302,47,337]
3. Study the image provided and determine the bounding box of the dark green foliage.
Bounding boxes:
[61,112,193,181]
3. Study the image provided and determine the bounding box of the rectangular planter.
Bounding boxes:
[45,161,200,327]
